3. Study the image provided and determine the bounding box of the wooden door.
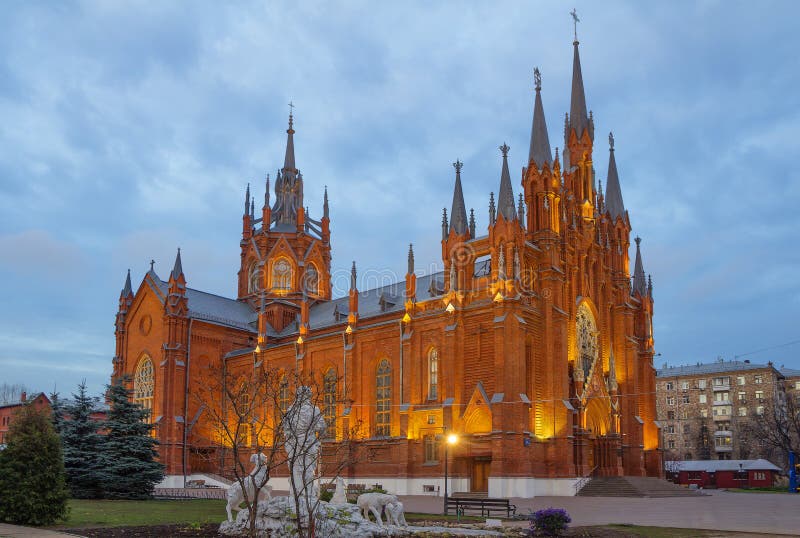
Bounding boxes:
[471,460,490,492]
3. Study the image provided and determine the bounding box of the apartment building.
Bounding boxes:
[656,360,787,463]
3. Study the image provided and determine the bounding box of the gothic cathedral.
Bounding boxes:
[113,36,660,496]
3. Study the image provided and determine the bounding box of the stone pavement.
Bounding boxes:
[398,490,800,535]
[0,524,81,538]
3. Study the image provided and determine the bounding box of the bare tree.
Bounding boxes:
[0,383,27,404]
[192,361,365,538]
[743,393,800,471]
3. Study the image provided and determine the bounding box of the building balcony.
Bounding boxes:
[713,413,731,421]
[712,383,730,391]
[714,430,732,436]
[712,400,732,406]
[714,444,733,452]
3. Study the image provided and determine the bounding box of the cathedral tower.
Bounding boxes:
[237,111,333,332]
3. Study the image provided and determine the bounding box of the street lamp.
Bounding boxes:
[443,430,458,514]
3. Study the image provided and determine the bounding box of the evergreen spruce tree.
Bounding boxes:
[50,391,65,436]
[0,404,69,525]
[60,381,105,498]
[100,378,164,499]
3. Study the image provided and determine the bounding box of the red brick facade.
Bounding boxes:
[112,38,660,496]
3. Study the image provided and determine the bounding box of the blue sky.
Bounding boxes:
[1,1,798,396]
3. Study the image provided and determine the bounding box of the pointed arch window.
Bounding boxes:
[576,304,598,377]
[278,376,290,415]
[304,263,319,296]
[375,359,391,437]
[248,262,261,293]
[272,258,292,292]
[134,356,154,422]
[322,368,337,433]
[427,347,439,400]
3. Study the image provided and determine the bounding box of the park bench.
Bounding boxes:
[445,496,516,518]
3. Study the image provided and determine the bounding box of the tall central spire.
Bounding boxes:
[529,68,552,168]
[284,104,296,173]
[569,39,590,140]
[449,160,468,236]
[272,108,303,225]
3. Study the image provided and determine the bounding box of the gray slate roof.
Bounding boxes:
[780,367,800,378]
[152,277,258,332]
[657,360,779,378]
[671,459,780,472]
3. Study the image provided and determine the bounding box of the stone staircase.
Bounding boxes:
[577,476,704,497]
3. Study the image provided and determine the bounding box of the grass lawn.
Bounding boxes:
[599,525,773,537]
[725,486,792,494]
[53,499,226,528]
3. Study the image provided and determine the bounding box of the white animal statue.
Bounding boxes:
[385,500,407,527]
[356,492,399,526]
[330,476,348,505]
[225,453,273,522]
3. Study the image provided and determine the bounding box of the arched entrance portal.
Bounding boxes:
[575,302,622,476]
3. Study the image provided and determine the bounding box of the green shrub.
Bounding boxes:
[0,404,69,525]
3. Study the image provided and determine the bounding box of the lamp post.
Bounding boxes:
[443,430,458,514]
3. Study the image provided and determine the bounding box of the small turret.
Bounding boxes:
[469,208,476,238]
[348,261,359,324]
[489,192,496,225]
[441,208,448,241]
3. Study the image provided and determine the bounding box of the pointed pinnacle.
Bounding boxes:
[350,261,357,290]
[122,269,132,297]
[171,248,183,280]
[407,243,414,275]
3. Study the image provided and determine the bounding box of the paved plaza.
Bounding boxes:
[399,490,800,536]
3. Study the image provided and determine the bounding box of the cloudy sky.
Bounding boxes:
[1,1,798,396]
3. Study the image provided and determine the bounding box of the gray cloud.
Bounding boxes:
[0,1,798,395]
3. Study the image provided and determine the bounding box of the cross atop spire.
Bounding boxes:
[570,8,580,42]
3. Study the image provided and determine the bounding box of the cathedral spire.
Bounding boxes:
[497,143,517,221]
[350,261,357,291]
[284,105,296,173]
[171,248,184,281]
[529,68,552,168]
[323,185,329,219]
[441,208,448,240]
[632,237,647,296]
[449,160,468,235]
[569,35,590,141]
[605,132,626,220]
[244,183,250,215]
[264,174,270,208]
[121,269,132,297]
